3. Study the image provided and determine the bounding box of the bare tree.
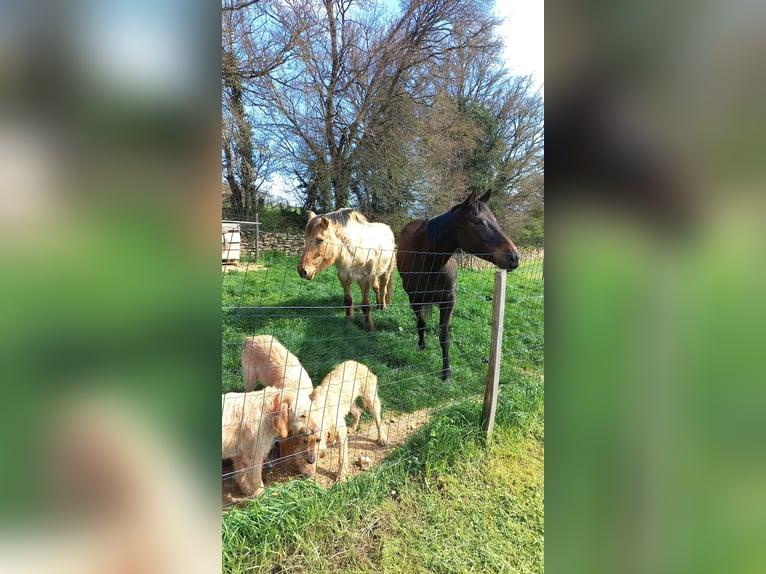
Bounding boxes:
[222,0,543,243]
[222,1,295,219]
[237,0,503,210]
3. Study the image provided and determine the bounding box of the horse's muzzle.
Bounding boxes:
[496,250,519,270]
[297,265,314,280]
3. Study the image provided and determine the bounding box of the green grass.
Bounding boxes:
[222,251,543,412]
[222,392,544,573]
[221,249,544,572]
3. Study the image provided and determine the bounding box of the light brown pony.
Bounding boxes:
[241,335,313,392]
[297,209,395,332]
[221,387,316,497]
[240,335,317,470]
[281,360,387,480]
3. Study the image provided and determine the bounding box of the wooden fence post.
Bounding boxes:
[255,212,260,261]
[481,269,507,442]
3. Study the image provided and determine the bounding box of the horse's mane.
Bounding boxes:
[426,209,454,246]
[322,208,368,227]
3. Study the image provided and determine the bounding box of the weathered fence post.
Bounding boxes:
[255,212,260,261]
[481,269,507,442]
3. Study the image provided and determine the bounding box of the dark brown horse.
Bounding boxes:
[396,189,520,381]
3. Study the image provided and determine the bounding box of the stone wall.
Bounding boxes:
[240,231,305,258]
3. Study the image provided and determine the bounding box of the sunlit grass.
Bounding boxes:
[221,249,544,572]
[222,251,543,412]
[222,393,544,573]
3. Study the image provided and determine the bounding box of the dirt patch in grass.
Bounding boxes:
[222,262,267,273]
[223,408,432,506]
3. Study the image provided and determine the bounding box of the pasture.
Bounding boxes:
[222,249,543,413]
[221,247,544,571]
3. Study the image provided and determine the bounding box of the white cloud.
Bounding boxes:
[494,0,544,92]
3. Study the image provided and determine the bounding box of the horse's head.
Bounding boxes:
[279,425,321,477]
[297,211,341,280]
[454,190,520,270]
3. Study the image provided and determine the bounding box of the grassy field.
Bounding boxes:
[222,250,543,409]
[223,397,544,573]
[221,249,544,572]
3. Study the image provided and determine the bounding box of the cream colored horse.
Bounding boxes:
[297,209,395,331]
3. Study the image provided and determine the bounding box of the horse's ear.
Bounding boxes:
[307,210,317,221]
[479,189,492,203]
[272,394,291,438]
[462,189,478,206]
[319,217,330,229]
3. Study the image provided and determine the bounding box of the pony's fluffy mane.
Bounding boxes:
[320,208,368,226]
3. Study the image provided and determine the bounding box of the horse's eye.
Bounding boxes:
[315,238,324,244]
[473,218,483,225]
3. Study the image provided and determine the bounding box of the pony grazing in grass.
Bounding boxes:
[297,208,396,332]
[396,189,520,382]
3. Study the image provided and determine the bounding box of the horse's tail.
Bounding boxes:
[385,268,394,307]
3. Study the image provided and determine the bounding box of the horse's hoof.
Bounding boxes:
[441,371,451,382]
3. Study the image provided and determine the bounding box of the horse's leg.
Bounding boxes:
[335,425,349,480]
[339,273,354,320]
[349,402,362,433]
[364,395,388,445]
[384,271,393,308]
[412,303,427,350]
[373,276,384,310]
[438,301,455,382]
[233,452,259,497]
[361,278,374,331]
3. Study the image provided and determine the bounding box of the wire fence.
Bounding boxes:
[221,220,543,506]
